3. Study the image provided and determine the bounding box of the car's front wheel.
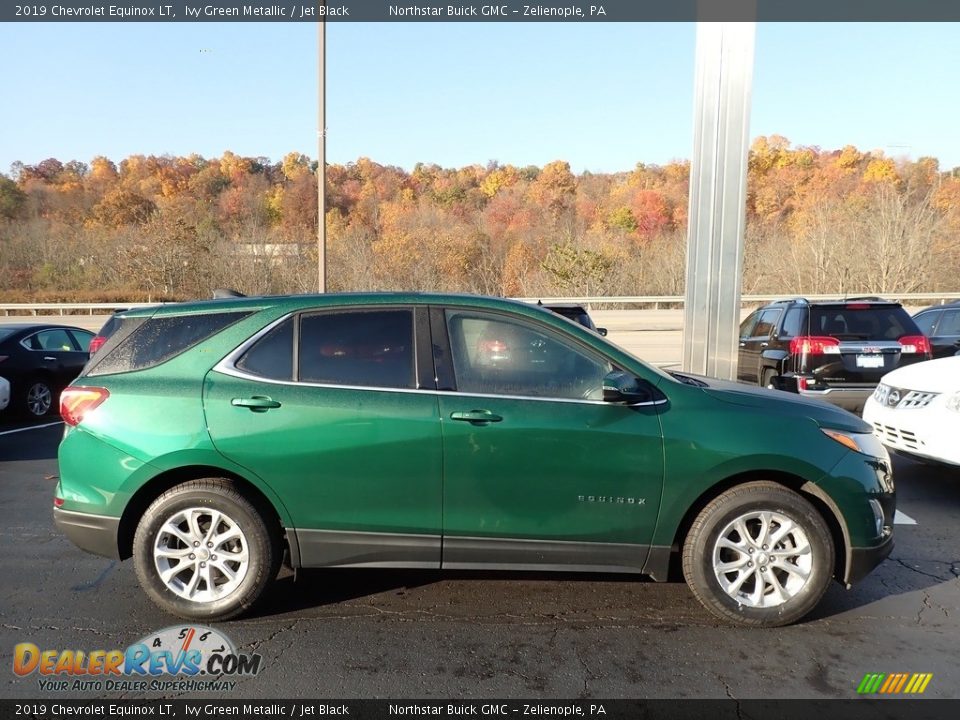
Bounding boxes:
[682,482,834,627]
[133,479,281,620]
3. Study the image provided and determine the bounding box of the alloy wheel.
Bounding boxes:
[153,507,250,603]
[711,510,813,608]
[26,382,52,417]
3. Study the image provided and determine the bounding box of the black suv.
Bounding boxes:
[737,298,931,413]
[542,303,607,336]
[911,301,960,358]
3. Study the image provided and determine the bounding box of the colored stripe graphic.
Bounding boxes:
[880,675,896,694]
[857,672,932,694]
[893,674,909,693]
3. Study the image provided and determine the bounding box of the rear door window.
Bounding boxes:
[298,309,415,389]
[752,309,782,339]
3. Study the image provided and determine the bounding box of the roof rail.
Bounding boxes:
[769,297,809,305]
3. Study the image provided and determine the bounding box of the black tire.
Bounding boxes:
[19,376,55,418]
[133,479,281,621]
[682,481,834,628]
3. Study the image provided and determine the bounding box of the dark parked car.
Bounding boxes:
[56,293,894,627]
[737,298,931,413]
[88,310,128,355]
[543,303,608,336]
[911,301,960,358]
[0,323,95,417]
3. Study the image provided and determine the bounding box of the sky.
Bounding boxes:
[1,22,959,175]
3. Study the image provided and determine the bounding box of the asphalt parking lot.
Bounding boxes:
[1,415,958,701]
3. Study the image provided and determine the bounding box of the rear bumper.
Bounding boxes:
[846,534,894,586]
[798,386,873,413]
[779,375,874,412]
[53,507,120,560]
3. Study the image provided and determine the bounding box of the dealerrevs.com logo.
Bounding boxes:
[13,625,263,692]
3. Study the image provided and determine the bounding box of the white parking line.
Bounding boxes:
[894,510,917,525]
[0,421,63,437]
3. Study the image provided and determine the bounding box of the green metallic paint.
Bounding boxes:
[56,292,895,585]
[438,393,663,546]
[203,373,443,538]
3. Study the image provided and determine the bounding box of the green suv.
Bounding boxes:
[55,293,895,627]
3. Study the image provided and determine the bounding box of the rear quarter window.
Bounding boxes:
[235,317,294,381]
[779,308,806,338]
[86,312,251,376]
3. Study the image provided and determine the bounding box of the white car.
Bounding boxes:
[863,356,960,467]
[0,376,9,412]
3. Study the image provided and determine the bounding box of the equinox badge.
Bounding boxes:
[578,495,645,505]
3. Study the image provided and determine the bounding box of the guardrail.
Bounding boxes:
[0,302,158,316]
[1,292,959,316]
[516,293,960,308]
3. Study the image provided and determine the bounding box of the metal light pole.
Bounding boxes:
[682,22,756,379]
[317,17,327,293]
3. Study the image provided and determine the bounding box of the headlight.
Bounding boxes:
[821,428,890,460]
[946,391,960,413]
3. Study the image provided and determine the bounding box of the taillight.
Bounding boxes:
[899,335,931,355]
[88,336,107,354]
[789,336,841,355]
[60,386,109,427]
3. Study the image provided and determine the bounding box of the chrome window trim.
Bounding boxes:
[214,313,666,408]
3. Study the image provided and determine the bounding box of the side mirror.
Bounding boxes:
[602,371,656,404]
[597,327,608,336]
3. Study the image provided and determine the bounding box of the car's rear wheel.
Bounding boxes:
[21,376,54,418]
[133,479,281,620]
[682,481,834,627]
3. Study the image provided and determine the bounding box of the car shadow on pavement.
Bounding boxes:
[254,567,680,622]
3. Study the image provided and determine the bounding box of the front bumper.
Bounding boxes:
[863,398,960,467]
[53,507,120,560]
[846,533,894,585]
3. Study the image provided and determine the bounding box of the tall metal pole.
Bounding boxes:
[682,22,755,379]
[317,18,327,293]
